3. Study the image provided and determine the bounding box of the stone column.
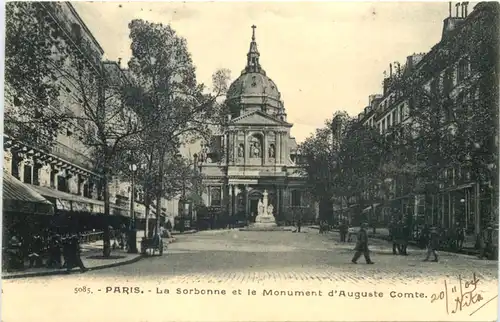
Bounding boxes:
[282,131,288,164]
[4,150,12,174]
[276,185,281,220]
[79,176,87,196]
[91,179,99,199]
[17,160,26,182]
[244,185,249,219]
[227,184,232,216]
[244,130,249,165]
[39,164,51,187]
[231,185,235,216]
[232,132,237,165]
[263,132,268,165]
[276,131,281,165]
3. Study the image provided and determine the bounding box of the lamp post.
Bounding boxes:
[128,163,138,253]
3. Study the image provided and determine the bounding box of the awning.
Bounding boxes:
[27,184,128,217]
[2,171,54,215]
[362,204,380,214]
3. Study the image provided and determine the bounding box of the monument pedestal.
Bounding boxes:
[241,189,288,231]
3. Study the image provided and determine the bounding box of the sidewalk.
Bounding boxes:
[3,236,144,280]
[309,225,480,256]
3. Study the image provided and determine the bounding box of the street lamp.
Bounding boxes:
[128,163,138,253]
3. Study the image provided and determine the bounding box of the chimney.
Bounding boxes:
[442,3,465,40]
[118,57,122,67]
[449,2,452,17]
[389,63,393,77]
[464,2,469,17]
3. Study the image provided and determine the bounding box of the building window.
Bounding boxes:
[457,59,469,82]
[387,114,392,127]
[382,119,386,132]
[23,164,32,184]
[430,78,439,96]
[57,176,68,192]
[392,110,397,125]
[210,187,221,206]
[291,190,302,207]
[443,69,453,95]
[84,182,91,198]
[33,163,40,185]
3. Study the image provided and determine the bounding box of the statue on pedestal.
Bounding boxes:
[254,189,276,227]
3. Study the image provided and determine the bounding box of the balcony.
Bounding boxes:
[50,141,94,170]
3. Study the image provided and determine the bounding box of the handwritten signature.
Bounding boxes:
[430,273,496,316]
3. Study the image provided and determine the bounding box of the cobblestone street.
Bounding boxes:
[72,228,497,285]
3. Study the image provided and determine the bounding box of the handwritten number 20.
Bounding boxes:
[430,291,445,303]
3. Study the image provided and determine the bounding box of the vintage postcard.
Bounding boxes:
[1,1,498,321]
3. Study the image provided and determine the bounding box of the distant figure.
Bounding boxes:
[398,223,410,255]
[296,217,302,233]
[165,220,173,232]
[455,223,465,251]
[28,235,44,268]
[339,221,348,242]
[423,227,439,262]
[351,223,374,265]
[47,234,62,269]
[478,226,494,260]
[67,235,87,273]
[120,224,127,250]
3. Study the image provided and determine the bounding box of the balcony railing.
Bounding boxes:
[51,141,94,170]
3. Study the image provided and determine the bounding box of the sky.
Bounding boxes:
[73,1,460,143]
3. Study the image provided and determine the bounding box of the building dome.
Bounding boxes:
[226,25,286,118]
[227,72,281,102]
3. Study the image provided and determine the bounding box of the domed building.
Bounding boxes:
[196,26,317,228]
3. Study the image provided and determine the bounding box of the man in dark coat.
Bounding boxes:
[478,226,494,260]
[388,220,398,255]
[423,227,439,262]
[65,235,87,273]
[339,221,348,242]
[296,217,302,233]
[400,223,410,255]
[351,223,375,264]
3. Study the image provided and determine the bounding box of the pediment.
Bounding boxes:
[231,111,290,126]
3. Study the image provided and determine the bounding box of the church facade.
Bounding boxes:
[197,26,317,225]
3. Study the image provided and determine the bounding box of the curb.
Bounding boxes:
[2,254,145,280]
[171,230,198,236]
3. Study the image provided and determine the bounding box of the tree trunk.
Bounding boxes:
[102,172,111,258]
[154,148,166,236]
[144,204,150,238]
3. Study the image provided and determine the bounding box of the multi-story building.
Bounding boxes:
[355,2,499,241]
[3,3,136,238]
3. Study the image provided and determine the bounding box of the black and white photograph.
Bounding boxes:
[1,1,499,321]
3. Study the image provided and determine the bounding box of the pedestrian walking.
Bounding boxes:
[423,227,439,262]
[400,223,410,255]
[455,223,465,251]
[28,234,44,268]
[478,226,494,260]
[119,224,127,250]
[46,233,62,269]
[339,221,348,242]
[351,223,374,264]
[389,220,398,255]
[64,235,87,273]
[297,217,302,233]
